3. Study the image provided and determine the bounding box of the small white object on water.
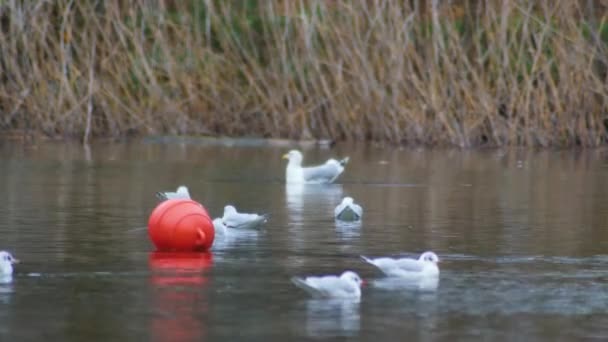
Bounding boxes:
[282,150,349,184]
[156,185,191,200]
[361,251,440,278]
[334,197,363,222]
[291,271,364,299]
[222,205,269,229]
[212,218,227,235]
[0,251,19,276]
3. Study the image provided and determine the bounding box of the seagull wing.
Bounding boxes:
[362,256,424,274]
[302,163,343,184]
[293,275,356,298]
[156,186,191,200]
[334,202,348,218]
[351,204,363,218]
[223,212,268,229]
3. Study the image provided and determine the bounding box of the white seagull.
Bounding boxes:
[212,218,228,235]
[156,185,191,200]
[291,271,364,299]
[222,205,269,229]
[282,150,349,184]
[334,197,363,221]
[361,251,440,278]
[0,251,19,276]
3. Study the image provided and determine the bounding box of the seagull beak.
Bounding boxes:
[282,153,290,160]
[360,279,367,287]
[11,258,19,264]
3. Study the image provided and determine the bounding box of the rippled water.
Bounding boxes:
[1,141,608,340]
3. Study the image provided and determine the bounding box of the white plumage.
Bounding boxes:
[283,150,349,184]
[291,271,363,299]
[361,251,440,278]
[156,185,191,200]
[334,197,363,221]
[0,251,19,276]
[222,205,269,229]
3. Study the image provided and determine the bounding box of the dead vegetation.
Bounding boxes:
[0,0,607,147]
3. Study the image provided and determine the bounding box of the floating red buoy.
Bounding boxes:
[148,199,215,252]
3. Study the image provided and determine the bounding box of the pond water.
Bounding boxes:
[0,140,608,341]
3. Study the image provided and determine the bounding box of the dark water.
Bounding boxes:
[1,141,608,341]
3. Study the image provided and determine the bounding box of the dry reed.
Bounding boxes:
[0,0,607,147]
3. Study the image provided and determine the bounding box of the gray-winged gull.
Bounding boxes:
[0,251,19,276]
[334,197,363,221]
[282,150,349,184]
[222,205,269,229]
[291,271,364,299]
[361,252,440,278]
[156,185,191,200]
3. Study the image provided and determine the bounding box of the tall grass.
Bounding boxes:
[0,0,607,147]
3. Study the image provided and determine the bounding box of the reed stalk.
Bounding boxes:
[0,0,606,147]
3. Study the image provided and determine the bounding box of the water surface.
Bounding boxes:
[1,141,608,340]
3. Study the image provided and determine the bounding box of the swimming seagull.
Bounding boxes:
[212,218,228,235]
[361,252,440,278]
[156,185,191,201]
[291,271,364,299]
[222,205,269,229]
[0,251,19,276]
[282,150,349,184]
[334,197,363,221]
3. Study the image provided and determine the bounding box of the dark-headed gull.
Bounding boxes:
[156,185,191,201]
[222,205,269,229]
[334,197,363,221]
[282,150,349,184]
[361,252,440,278]
[291,271,364,299]
[0,251,19,276]
[212,218,227,235]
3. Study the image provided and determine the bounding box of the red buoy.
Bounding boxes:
[148,199,215,252]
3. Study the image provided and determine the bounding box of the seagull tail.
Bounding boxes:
[291,277,320,296]
[360,255,374,265]
[261,213,271,223]
[155,192,168,201]
[339,157,350,166]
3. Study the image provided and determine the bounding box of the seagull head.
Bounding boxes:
[223,205,237,216]
[282,150,303,166]
[341,271,365,287]
[0,251,18,275]
[212,218,227,235]
[419,251,440,264]
[0,251,18,265]
[342,197,354,205]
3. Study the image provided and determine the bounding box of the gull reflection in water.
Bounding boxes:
[372,275,439,292]
[304,298,360,338]
[334,220,362,240]
[212,229,259,251]
[0,275,13,304]
[286,183,344,223]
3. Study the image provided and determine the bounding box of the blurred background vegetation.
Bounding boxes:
[0,0,607,147]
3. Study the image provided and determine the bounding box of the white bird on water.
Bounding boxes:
[282,150,349,184]
[334,197,363,222]
[291,271,364,299]
[361,252,440,278]
[222,205,269,230]
[156,185,191,200]
[212,218,228,235]
[0,251,19,276]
